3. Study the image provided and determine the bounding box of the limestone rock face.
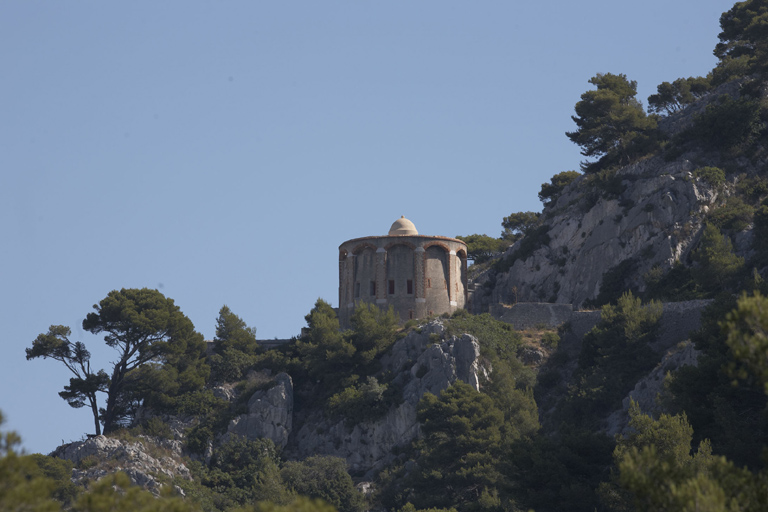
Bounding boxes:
[604,340,701,436]
[474,155,725,310]
[52,435,190,494]
[227,372,293,449]
[48,323,488,483]
[287,320,485,478]
[474,82,762,311]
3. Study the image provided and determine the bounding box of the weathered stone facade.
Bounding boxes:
[338,217,468,327]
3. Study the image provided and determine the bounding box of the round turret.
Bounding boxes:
[338,217,468,327]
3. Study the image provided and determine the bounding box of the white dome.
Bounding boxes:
[388,216,418,236]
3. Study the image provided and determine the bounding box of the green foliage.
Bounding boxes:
[202,437,289,508]
[538,170,581,205]
[619,401,697,471]
[0,412,62,512]
[585,258,639,308]
[492,224,550,274]
[643,262,702,302]
[348,303,398,368]
[447,311,526,374]
[588,167,626,199]
[295,300,398,397]
[0,412,203,511]
[215,305,258,352]
[182,391,234,456]
[610,402,766,512]
[381,313,541,512]
[281,456,366,512]
[711,54,753,85]
[663,294,768,470]
[724,292,768,394]
[566,73,660,172]
[564,293,662,425]
[141,416,174,439]
[26,325,109,435]
[753,198,768,264]
[455,234,508,264]
[171,388,229,417]
[326,377,390,426]
[397,505,457,512]
[509,426,613,512]
[74,471,199,512]
[541,331,559,349]
[647,76,711,115]
[693,223,745,294]
[410,381,507,512]
[687,95,762,152]
[28,454,80,507]
[242,497,340,512]
[446,311,540,443]
[709,196,755,232]
[737,174,768,202]
[87,288,209,431]
[28,288,209,435]
[715,0,768,79]
[210,306,261,383]
[296,299,355,385]
[500,211,541,241]
[692,166,726,187]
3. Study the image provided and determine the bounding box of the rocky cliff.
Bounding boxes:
[286,320,484,478]
[473,155,721,310]
[472,80,762,311]
[47,319,489,493]
[52,434,191,496]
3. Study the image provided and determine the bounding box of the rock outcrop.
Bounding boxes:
[474,155,721,310]
[472,79,767,311]
[605,340,701,436]
[287,320,485,478]
[227,372,293,449]
[52,435,191,495]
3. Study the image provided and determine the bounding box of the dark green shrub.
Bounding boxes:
[643,262,701,302]
[326,376,391,426]
[541,332,560,349]
[492,224,551,273]
[737,175,768,203]
[693,223,745,294]
[29,454,79,507]
[142,417,173,439]
[709,196,755,232]
[584,258,638,308]
[692,166,726,187]
[536,368,562,389]
[539,170,581,205]
[588,167,626,198]
[563,293,662,426]
[281,456,366,512]
[688,95,762,151]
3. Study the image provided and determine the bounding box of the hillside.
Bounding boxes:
[472,75,766,311]
[7,1,768,511]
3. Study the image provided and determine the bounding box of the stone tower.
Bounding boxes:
[338,216,468,327]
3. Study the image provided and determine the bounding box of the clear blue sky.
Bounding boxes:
[1,1,734,454]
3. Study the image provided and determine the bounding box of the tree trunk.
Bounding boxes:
[89,395,101,436]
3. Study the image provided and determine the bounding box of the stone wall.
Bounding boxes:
[654,299,712,352]
[489,299,709,340]
[258,339,294,350]
[490,302,574,330]
[492,299,711,361]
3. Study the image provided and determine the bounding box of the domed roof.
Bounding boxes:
[388,216,418,236]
